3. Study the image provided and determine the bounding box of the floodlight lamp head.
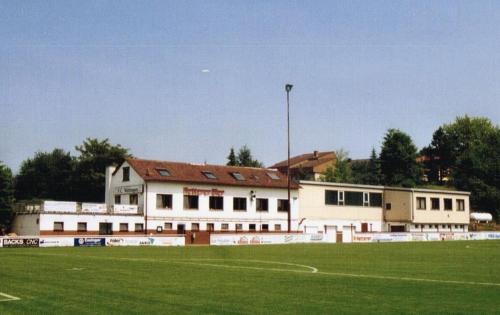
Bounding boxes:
[285,84,293,92]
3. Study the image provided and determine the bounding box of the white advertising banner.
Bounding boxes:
[81,203,107,213]
[39,237,74,247]
[353,232,500,243]
[113,204,139,214]
[43,201,77,212]
[210,233,331,246]
[106,236,185,246]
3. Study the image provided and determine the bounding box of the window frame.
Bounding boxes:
[134,223,144,232]
[456,199,465,211]
[277,199,290,212]
[119,223,129,232]
[129,194,138,205]
[325,190,338,205]
[416,197,427,210]
[183,195,199,210]
[209,196,224,211]
[53,221,64,232]
[444,198,453,211]
[431,198,440,211]
[233,197,247,211]
[122,167,130,182]
[77,222,87,232]
[256,198,269,211]
[156,194,173,209]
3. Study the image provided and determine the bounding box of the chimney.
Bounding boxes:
[313,150,319,159]
[105,166,116,207]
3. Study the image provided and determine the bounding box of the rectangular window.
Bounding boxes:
[77,222,87,232]
[202,171,217,179]
[416,197,426,210]
[256,198,269,211]
[369,193,382,207]
[233,197,247,211]
[221,223,229,231]
[184,195,199,210]
[129,194,138,205]
[386,203,392,210]
[123,167,130,182]
[249,224,256,231]
[156,168,171,177]
[274,224,282,231]
[207,223,215,231]
[345,191,363,206]
[164,222,172,230]
[120,223,128,232]
[231,172,245,181]
[191,223,199,231]
[53,222,64,232]
[209,196,224,210]
[457,199,465,211]
[156,194,173,209]
[338,191,344,205]
[134,223,144,232]
[261,224,269,232]
[277,199,290,212]
[431,198,440,210]
[236,224,243,231]
[115,195,121,204]
[363,192,369,206]
[325,190,338,205]
[444,198,453,211]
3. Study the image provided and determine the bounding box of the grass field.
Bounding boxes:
[1,241,500,314]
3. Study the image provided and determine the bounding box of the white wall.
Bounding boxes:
[11,214,40,236]
[40,214,145,232]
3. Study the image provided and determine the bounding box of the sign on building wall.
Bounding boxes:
[114,185,143,194]
[113,205,139,214]
[81,203,107,213]
[43,201,77,212]
[183,187,224,196]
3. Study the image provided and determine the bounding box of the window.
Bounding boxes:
[120,223,128,232]
[209,196,223,210]
[157,168,171,177]
[202,171,217,179]
[236,224,243,231]
[274,224,282,231]
[77,222,87,232]
[338,191,344,205]
[221,223,229,231]
[233,197,247,211]
[431,198,440,210]
[457,199,465,211]
[123,167,130,181]
[325,190,338,205]
[156,194,173,209]
[363,193,369,206]
[115,195,121,204]
[231,172,245,181]
[249,224,256,231]
[345,191,363,206]
[261,224,269,232]
[277,199,289,212]
[53,222,64,232]
[444,198,452,211]
[164,222,172,230]
[184,195,199,210]
[256,198,269,211]
[267,172,280,180]
[129,194,138,205]
[369,193,382,207]
[416,197,426,210]
[207,223,215,231]
[415,224,419,229]
[191,223,199,231]
[386,203,392,210]
[135,223,144,232]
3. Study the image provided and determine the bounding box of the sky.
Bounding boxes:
[1,0,500,173]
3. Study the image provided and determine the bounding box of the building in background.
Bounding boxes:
[270,150,336,180]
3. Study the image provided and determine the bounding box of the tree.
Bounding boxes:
[426,116,500,219]
[366,148,382,185]
[226,147,238,166]
[351,149,382,185]
[14,149,75,201]
[322,150,353,183]
[0,162,14,234]
[380,129,421,187]
[73,138,132,202]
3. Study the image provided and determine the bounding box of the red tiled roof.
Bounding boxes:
[271,151,336,169]
[125,158,299,189]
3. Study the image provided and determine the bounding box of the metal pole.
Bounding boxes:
[285,84,293,233]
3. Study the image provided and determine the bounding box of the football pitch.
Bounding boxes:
[1,241,499,314]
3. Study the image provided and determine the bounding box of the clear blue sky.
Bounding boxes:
[1,1,499,173]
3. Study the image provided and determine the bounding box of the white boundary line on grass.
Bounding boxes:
[11,252,500,287]
[0,292,20,302]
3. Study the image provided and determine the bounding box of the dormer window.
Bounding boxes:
[202,171,217,179]
[123,167,130,182]
[231,172,245,181]
[267,172,280,180]
[157,168,171,177]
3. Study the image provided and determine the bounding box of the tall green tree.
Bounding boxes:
[351,149,382,185]
[73,138,131,202]
[0,162,14,234]
[380,129,421,187]
[322,150,353,183]
[367,148,382,185]
[426,116,500,218]
[14,149,75,201]
[226,147,238,166]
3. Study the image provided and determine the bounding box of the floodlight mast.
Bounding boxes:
[285,84,293,233]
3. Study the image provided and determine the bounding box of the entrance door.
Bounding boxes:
[342,226,353,243]
[336,232,343,243]
[99,223,113,235]
[390,225,405,232]
[361,223,368,233]
[325,225,337,243]
[177,224,185,235]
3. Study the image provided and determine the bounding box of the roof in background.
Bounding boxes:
[270,151,336,169]
[124,158,299,189]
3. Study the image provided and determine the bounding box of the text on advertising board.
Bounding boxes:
[2,238,40,248]
[183,187,224,196]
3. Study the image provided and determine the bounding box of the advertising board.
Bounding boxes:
[210,233,330,246]
[39,237,74,247]
[106,236,185,246]
[74,238,106,247]
[43,201,77,212]
[2,238,40,248]
[81,203,107,213]
[113,205,139,214]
